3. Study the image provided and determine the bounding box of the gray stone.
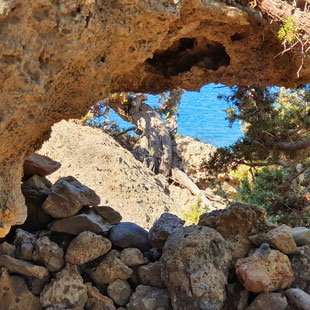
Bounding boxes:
[109,222,151,252]
[149,213,184,249]
[40,264,88,309]
[107,279,131,306]
[138,261,165,288]
[49,209,111,235]
[21,184,53,231]
[127,285,172,310]
[292,227,310,246]
[65,231,111,264]
[28,274,51,296]
[93,205,122,224]
[120,248,148,267]
[24,153,61,177]
[290,245,310,294]
[14,228,37,246]
[24,174,53,190]
[0,242,15,257]
[246,292,288,310]
[34,236,64,272]
[161,226,231,310]
[17,243,34,261]
[0,267,41,310]
[0,255,49,279]
[285,288,310,310]
[42,176,100,218]
[90,252,133,285]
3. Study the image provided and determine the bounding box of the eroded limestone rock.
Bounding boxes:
[199,203,268,261]
[235,247,294,293]
[161,226,231,310]
[1,0,309,237]
[65,231,111,265]
[40,264,88,309]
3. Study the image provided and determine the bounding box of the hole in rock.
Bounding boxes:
[76,6,81,13]
[147,37,230,77]
[100,57,105,63]
[231,32,244,42]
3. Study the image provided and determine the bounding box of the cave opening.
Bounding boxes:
[147,37,230,77]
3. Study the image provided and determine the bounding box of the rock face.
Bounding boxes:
[39,121,182,229]
[235,247,295,292]
[161,226,231,310]
[199,203,268,260]
[1,0,309,237]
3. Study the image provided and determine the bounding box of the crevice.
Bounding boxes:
[146,37,230,77]
[231,32,245,42]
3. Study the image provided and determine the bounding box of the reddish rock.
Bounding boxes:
[24,153,61,177]
[235,247,294,293]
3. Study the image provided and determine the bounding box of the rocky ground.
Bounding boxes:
[1,123,310,309]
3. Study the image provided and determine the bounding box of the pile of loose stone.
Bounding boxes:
[1,153,310,309]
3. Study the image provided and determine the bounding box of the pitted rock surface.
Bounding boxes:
[65,231,111,265]
[1,0,309,237]
[161,225,231,310]
[199,203,268,261]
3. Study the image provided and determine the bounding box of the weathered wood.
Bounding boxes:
[108,95,173,176]
[171,167,213,209]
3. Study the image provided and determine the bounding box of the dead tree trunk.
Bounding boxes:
[108,94,173,176]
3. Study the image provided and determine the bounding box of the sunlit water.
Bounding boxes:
[112,83,244,147]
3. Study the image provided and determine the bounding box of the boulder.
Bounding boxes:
[49,209,111,235]
[290,245,310,294]
[90,252,133,285]
[107,279,132,306]
[65,231,111,265]
[24,174,53,191]
[86,283,116,310]
[161,226,231,310]
[24,153,61,177]
[285,288,310,310]
[0,255,49,279]
[249,224,297,255]
[120,248,148,267]
[0,268,41,310]
[21,185,53,231]
[0,242,15,257]
[235,246,294,292]
[109,222,152,252]
[13,229,37,260]
[138,261,165,288]
[246,292,288,310]
[34,236,64,272]
[127,285,172,310]
[93,206,122,225]
[199,203,268,260]
[40,264,88,308]
[148,213,184,249]
[292,227,310,246]
[42,176,100,218]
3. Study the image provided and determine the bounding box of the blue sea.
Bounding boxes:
[113,83,243,147]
